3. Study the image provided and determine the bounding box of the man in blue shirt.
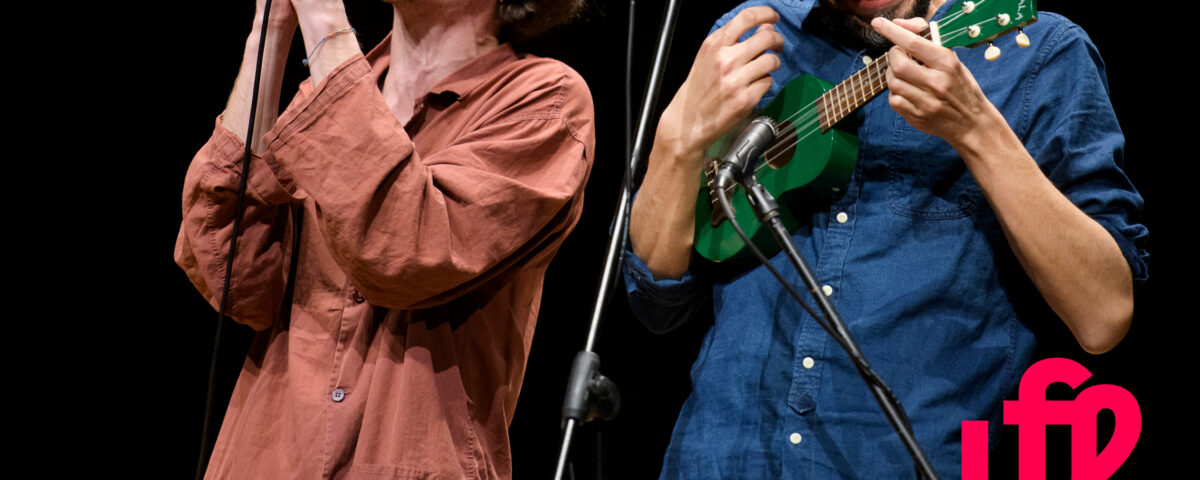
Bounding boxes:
[624,0,1147,477]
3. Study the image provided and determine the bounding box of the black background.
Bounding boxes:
[79,0,1186,477]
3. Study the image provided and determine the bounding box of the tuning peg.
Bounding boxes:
[985,42,1001,61]
[968,25,981,38]
[1016,29,1030,48]
[963,1,976,14]
[997,14,1011,26]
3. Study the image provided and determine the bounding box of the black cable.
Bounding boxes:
[713,184,936,479]
[196,2,275,478]
[711,185,850,354]
[625,0,635,175]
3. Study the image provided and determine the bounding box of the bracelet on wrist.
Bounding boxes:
[302,27,356,67]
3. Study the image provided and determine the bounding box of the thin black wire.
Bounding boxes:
[196,2,275,479]
[713,185,934,479]
[626,1,635,173]
[711,186,850,354]
[615,0,637,297]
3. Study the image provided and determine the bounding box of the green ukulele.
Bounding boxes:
[695,0,1038,262]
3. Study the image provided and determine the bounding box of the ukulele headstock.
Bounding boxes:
[930,0,1037,59]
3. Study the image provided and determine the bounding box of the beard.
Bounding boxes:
[813,0,932,51]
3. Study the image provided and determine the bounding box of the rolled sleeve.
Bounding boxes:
[1020,17,1149,285]
[623,248,710,333]
[261,51,593,310]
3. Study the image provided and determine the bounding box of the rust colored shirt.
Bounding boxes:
[176,37,594,479]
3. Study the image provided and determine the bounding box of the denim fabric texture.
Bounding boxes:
[623,0,1148,478]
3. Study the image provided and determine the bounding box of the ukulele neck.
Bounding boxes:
[815,54,892,132]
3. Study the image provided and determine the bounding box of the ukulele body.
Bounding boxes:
[695,74,858,262]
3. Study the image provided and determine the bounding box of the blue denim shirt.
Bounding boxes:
[623,1,1149,477]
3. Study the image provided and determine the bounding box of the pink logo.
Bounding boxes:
[961,358,1141,479]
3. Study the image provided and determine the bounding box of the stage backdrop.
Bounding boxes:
[108,1,1182,477]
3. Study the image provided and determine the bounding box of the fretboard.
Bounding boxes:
[815,54,892,132]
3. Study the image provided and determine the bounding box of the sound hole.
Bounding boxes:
[764,120,795,169]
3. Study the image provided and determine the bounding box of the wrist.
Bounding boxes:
[241,33,294,84]
[654,120,706,170]
[246,21,298,62]
[951,107,1014,164]
[250,8,300,39]
[298,7,352,52]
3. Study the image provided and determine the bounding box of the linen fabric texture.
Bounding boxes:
[177,36,595,479]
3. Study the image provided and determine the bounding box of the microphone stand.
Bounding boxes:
[197,1,276,478]
[725,171,940,480]
[553,1,681,479]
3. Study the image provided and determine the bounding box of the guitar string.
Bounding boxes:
[752,5,986,134]
[712,15,1008,197]
[759,14,993,145]
[753,17,998,165]
[754,25,970,160]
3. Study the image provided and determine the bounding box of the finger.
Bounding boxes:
[887,89,922,121]
[741,75,775,116]
[731,27,785,66]
[892,17,928,34]
[887,64,936,115]
[885,66,923,119]
[886,47,941,95]
[716,6,780,46]
[871,17,954,70]
[730,52,780,88]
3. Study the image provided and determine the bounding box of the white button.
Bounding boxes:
[331,388,346,402]
[862,55,873,65]
[836,212,848,223]
[790,432,803,444]
[822,285,833,296]
[803,357,815,369]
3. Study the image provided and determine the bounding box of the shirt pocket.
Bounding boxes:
[886,117,983,219]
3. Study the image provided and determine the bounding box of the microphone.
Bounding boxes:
[713,116,778,191]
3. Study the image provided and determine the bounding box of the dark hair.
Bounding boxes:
[497,0,586,43]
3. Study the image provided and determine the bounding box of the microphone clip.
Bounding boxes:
[713,116,778,191]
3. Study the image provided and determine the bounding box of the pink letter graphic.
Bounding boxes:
[999,358,1141,479]
[961,420,990,479]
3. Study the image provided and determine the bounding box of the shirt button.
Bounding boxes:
[822,285,833,296]
[862,55,873,65]
[790,432,803,445]
[331,388,346,402]
[351,290,365,304]
[836,212,849,223]
[802,357,815,369]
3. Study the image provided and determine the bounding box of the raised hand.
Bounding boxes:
[222,0,300,149]
[872,17,1134,354]
[631,6,784,279]
[658,6,785,166]
[872,16,995,146]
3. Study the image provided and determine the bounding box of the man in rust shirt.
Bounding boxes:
[175,0,593,478]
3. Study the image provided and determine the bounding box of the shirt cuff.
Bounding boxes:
[623,248,709,333]
[1094,216,1150,285]
[625,250,701,301]
[210,115,300,205]
[264,53,373,151]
